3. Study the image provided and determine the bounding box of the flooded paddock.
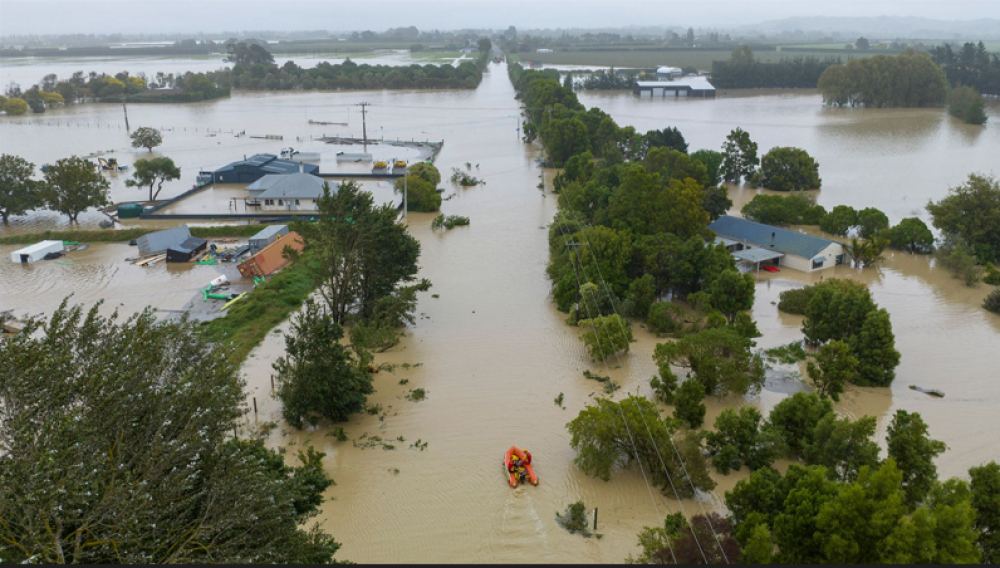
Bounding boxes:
[2,60,1000,563]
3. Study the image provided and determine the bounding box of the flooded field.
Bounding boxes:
[3,60,1000,563]
[0,51,471,93]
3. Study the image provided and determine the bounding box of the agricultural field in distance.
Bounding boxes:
[520,48,853,71]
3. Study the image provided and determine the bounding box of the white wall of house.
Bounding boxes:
[779,242,845,272]
[261,197,320,211]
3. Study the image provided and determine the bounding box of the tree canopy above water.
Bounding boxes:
[818,49,949,108]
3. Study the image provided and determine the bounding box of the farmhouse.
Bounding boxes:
[708,215,845,273]
[212,154,319,184]
[246,173,334,211]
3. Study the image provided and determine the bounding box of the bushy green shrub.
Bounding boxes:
[647,301,684,334]
[985,288,1000,314]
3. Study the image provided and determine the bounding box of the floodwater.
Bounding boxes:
[0,51,467,93]
[3,61,1000,563]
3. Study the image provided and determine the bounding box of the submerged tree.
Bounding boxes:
[130,126,163,152]
[0,302,340,563]
[125,156,180,201]
[41,155,110,222]
[567,396,715,497]
[0,153,43,224]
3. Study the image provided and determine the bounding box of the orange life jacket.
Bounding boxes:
[522,451,532,465]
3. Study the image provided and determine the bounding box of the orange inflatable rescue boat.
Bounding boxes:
[504,446,539,488]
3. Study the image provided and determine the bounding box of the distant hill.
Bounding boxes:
[738,16,1000,40]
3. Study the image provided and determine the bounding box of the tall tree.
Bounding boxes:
[125,156,180,201]
[273,299,373,428]
[927,173,1000,264]
[768,392,833,456]
[293,181,422,325]
[752,146,822,191]
[0,302,340,564]
[721,127,759,184]
[0,153,42,224]
[41,156,110,222]
[886,410,947,507]
[850,308,900,387]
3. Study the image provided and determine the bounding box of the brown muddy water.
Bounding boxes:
[2,63,1000,562]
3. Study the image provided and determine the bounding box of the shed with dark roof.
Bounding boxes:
[708,215,846,273]
[212,154,319,184]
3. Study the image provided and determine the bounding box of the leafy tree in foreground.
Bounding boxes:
[701,184,732,220]
[645,126,688,154]
[706,406,786,474]
[752,146,822,191]
[886,409,947,507]
[130,126,163,152]
[273,299,373,428]
[673,378,706,428]
[707,269,755,324]
[970,461,1000,563]
[0,302,340,564]
[125,156,180,201]
[567,396,715,497]
[886,217,934,253]
[0,153,42,224]
[768,391,833,456]
[721,127,758,184]
[625,513,740,564]
[578,313,632,362]
[802,277,876,345]
[654,326,766,397]
[41,155,110,222]
[805,414,880,482]
[806,339,857,401]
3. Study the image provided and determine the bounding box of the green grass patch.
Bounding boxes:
[0,224,266,245]
[200,250,322,365]
[764,341,808,365]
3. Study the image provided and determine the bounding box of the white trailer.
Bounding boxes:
[10,240,64,264]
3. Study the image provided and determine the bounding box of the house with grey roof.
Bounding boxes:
[708,215,846,273]
[212,154,319,184]
[245,173,336,211]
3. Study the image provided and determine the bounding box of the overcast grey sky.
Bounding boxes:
[2,0,999,35]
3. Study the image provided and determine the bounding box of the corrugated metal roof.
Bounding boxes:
[708,216,839,259]
[136,225,191,255]
[250,225,289,242]
[168,237,207,254]
[635,77,715,90]
[733,248,785,262]
[214,154,318,176]
[257,173,334,200]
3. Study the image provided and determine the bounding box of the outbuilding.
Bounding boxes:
[10,240,64,264]
[708,215,845,273]
[212,154,319,184]
[136,225,192,255]
[633,76,716,98]
[248,225,289,254]
[238,232,305,277]
[166,237,208,263]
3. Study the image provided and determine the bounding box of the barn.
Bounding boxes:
[212,154,319,184]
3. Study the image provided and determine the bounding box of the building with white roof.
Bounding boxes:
[633,76,716,98]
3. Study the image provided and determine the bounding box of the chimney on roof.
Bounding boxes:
[771,232,775,248]
[299,160,303,173]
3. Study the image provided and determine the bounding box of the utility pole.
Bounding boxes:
[121,92,130,133]
[357,102,370,151]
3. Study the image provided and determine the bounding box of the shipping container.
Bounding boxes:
[237,231,304,277]
[10,240,64,264]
